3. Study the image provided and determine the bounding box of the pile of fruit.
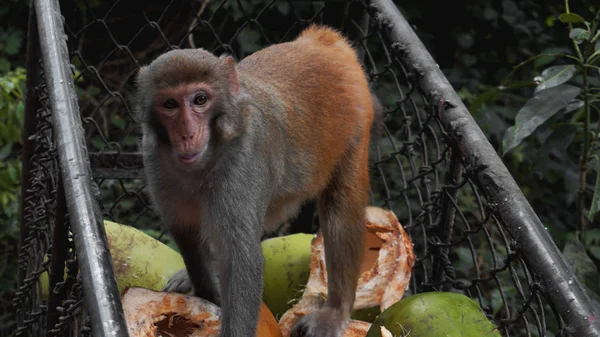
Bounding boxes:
[43,207,501,337]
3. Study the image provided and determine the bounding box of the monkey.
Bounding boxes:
[134,25,376,337]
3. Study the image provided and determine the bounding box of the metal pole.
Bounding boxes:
[33,0,129,335]
[369,0,600,336]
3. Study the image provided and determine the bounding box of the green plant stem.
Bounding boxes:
[501,53,579,86]
[579,66,590,239]
[564,0,584,61]
[577,8,600,237]
[587,10,600,64]
[586,10,600,61]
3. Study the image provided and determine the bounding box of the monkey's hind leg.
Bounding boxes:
[290,148,368,337]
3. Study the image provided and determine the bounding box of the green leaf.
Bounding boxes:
[122,135,137,146]
[561,99,584,113]
[0,144,11,160]
[0,57,9,73]
[584,229,600,245]
[502,84,581,155]
[534,48,568,68]
[91,136,105,150]
[513,84,580,126]
[111,117,126,130]
[534,123,578,164]
[0,77,14,92]
[490,288,503,315]
[0,193,7,208]
[558,13,586,24]
[7,164,19,183]
[569,28,590,44]
[534,65,577,93]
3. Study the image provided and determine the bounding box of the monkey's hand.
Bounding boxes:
[163,269,193,294]
[290,307,349,337]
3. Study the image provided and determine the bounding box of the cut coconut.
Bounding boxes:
[345,321,373,337]
[278,206,415,336]
[122,287,282,337]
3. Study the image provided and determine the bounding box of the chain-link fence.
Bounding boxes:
[15,0,600,336]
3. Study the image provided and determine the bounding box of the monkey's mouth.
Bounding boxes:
[178,152,202,165]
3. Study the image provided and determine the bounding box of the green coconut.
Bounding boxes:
[102,220,185,293]
[366,292,501,337]
[41,220,185,298]
[41,221,314,316]
[260,233,313,318]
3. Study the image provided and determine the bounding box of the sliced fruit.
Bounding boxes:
[122,287,282,337]
[279,206,415,335]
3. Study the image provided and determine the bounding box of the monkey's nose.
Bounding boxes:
[181,134,194,141]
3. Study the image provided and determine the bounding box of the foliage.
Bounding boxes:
[501,3,599,254]
[453,1,600,302]
[0,2,26,335]
[0,67,24,240]
[404,2,600,329]
[0,68,23,337]
[0,63,25,337]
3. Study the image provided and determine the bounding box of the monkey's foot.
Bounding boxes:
[290,307,348,337]
[162,269,193,293]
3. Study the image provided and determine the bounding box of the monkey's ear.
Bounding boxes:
[136,66,149,81]
[222,56,240,96]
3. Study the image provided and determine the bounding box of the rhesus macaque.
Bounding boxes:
[134,25,378,337]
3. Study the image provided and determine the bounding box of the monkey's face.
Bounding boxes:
[152,83,216,166]
[136,50,242,170]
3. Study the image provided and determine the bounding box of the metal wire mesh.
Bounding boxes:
[17,0,596,336]
[14,59,93,336]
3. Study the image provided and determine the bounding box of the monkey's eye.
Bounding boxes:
[193,94,208,106]
[162,99,178,109]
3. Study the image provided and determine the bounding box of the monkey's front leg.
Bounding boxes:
[205,196,265,337]
[166,228,221,305]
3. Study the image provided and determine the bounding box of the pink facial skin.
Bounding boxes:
[153,83,215,165]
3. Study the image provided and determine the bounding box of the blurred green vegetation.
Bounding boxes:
[1,0,599,336]
[409,0,600,313]
[0,1,27,334]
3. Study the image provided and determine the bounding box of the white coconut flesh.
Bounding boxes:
[122,287,221,337]
[278,206,415,336]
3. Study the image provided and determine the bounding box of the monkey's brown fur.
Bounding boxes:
[135,25,375,337]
